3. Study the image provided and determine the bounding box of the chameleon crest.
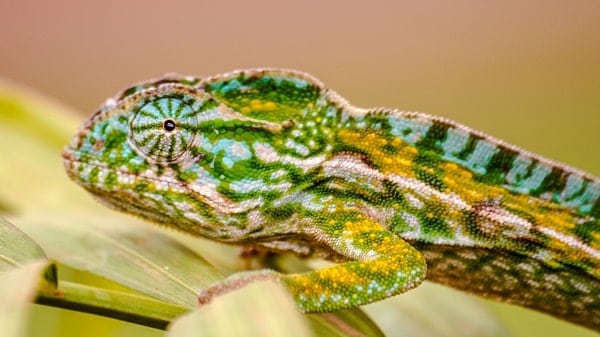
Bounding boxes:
[64,69,600,330]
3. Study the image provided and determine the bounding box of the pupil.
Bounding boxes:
[163,119,176,132]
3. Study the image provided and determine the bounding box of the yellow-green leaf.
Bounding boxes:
[168,281,313,337]
[14,212,221,307]
[0,216,47,271]
[0,261,55,337]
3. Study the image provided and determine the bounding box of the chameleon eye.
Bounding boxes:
[129,96,198,164]
[162,119,177,132]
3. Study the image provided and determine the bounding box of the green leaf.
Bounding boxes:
[14,212,222,307]
[0,217,58,337]
[309,310,384,337]
[168,280,313,337]
[0,261,55,337]
[0,216,47,271]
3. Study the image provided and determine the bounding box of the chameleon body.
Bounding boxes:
[63,69,600,330]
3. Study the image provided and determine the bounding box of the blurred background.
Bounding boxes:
[1,1,599,336]
[1,0,599,169]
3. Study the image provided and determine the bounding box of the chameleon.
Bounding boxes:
[62,68,600,330]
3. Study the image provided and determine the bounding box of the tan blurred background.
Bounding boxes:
[1,0,599,172]
[1,1,599,336]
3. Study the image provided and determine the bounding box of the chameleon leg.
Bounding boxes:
[198,213,427,313]
[284,213,427,312]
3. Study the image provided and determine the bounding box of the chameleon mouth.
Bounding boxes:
[61,149,191,224]
[62,147,258,216]
[61,145,259,238]
[62,149,156,190]
[61,145,149,191]
[61,146,81,182]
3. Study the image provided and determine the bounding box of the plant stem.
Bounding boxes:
[35,281,191,330]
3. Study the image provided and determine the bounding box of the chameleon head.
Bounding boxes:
[62,75,288,240]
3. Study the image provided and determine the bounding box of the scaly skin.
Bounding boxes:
[63,69,600,330]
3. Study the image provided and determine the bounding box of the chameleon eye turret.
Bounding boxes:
[128,92,203,164]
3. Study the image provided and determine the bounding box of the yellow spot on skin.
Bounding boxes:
[264,101,276,110]
[250,99,262,109]
[343,217,381,234]
[391,138,403,147]
[243,99,277,113]
[338,129,416,177]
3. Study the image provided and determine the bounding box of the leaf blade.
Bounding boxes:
[0,216,47,271]
[168,280,313,337]
[15,212,222,307]
[0,261,55,337]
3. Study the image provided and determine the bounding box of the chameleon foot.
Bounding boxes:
[197,269,281,306]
